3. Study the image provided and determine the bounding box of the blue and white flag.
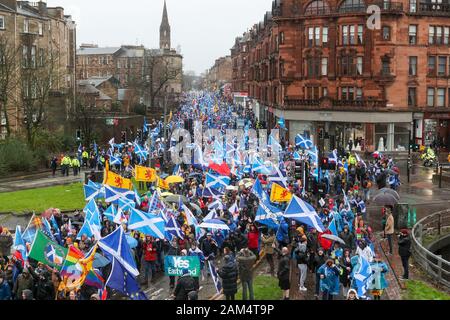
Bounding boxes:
[128,208,166,239]
[295,134,313,149]
[103,204,117,222]
[329,149,338,164]
[343,190,351,212]
[284,195,325,232]
[134,143,149,163]
[106,257,147,300]
[268,166,288,189]
[328,218,338,236]
[358,200,367,214]
[199,219,230,230]
[208,261,223,294]
[109,154,122,166]
[353,256,373,298]
[78,143,83,156]
[208,199,224,211]
[98,226,139,277]
[104,185,135,204]
[83,184,102,202]
[13,225,28,263]
[252,157,273,175]
[202,186,224,199]
[49,215,62,244]
[148,192,164,213]
[183,204,198,226]
[84,199,100,222]
[205,172,230,190]
[251,178,269,202]
[307,146,319,166]
[165,215,185,240]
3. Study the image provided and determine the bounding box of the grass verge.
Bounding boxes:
[403,280,450,300]
[0,183,85,213]
[236,275,282,300]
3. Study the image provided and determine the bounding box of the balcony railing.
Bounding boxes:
[284,98,388,110]
[417,2,450,14]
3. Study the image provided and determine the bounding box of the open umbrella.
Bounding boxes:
[188,203,202,214]
[238,178,254,187]
[165,176,185,184]
[199,219,230,230]
[377,188,400,201]
[159,173,169,179]
[321,234,346,245]
[226,185,239,191]
[160,192,174,197]
[165,194,189,204]
[188,172,203,178]
[373,190,399,207]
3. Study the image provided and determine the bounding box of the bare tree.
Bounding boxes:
[0,35,19,138]
[142,51,182,111]
[15,34,60,146]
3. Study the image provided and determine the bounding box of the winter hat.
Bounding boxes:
[347,289,358,300]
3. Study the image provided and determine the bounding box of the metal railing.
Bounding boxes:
[411,209,450,289]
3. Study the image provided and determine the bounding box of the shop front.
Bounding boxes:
[270,109,413,153]
[423,112,450,151]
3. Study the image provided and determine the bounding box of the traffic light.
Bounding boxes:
[318,129,324,140]
[294,160,303,180]
[320,157,329,170]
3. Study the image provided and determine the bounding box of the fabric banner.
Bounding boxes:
[164,256,200,277]
[270,183,292,203]
[28,230,68,270]
[134,165,157,182]
[104,168,133,190]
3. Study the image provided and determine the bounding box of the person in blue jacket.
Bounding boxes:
[317,259,341,300]
[0,272,11,300]
[276,218,290,249]
[368,256,389,300]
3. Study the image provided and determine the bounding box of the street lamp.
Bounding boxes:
[407,121,413,183]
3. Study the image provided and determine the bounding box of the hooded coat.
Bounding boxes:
[368,261,389,290]
[317,263,341,295]
[218,259,238,296]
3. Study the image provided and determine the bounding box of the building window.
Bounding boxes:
[323,87,328,97]
[356,88,363,100]
[350,25,356,45]
[22,45,28,68]
[382,26,391,40]
[321,57,328,76]
[382,59,390,75]
[436,26,442,44]
[339,0,366,13]
[279,32,285,45]
[342,87,348,100]
[428,56,436,76]
[429,26,435,44]
[437,88,446,107]
[409,56,417,76]
[438,56,446,76]
[305,0,331,15]
[323,27,328,45]
[356,57,363,75]
[409,25,417,45]
[341,55,355,76]
[38,22,43,36]
[444,27,449,45]
[306,57,321,77]
[39,48,44,67]
[315,27,321,46]
[341,87,355,100]
[308,27,314,46]
[410,0,417,12]
[408,87,417,106]
[342,25,349,45]
[24,19,29,33]
[31,46,36,68]
[427,88,435,107]
[0,15,5,30]
[358,25,364,44]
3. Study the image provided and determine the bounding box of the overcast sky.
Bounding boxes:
[46,0,274,74]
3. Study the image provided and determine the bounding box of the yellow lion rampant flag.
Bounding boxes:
[157,176,170,190]
[134,165,157,182]
[104,166,133,190]
[270,183,293,203]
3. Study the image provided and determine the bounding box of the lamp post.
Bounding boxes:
[407,121,413,183]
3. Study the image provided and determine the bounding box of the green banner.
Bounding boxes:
[164,256,200,277]
[28,230,68,270]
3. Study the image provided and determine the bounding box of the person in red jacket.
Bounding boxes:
[247,224,260,260]
[142,236,158,288]
[318,226,333,254]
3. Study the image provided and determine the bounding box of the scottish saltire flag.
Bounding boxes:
[165,215,185,240]
[128,208,166,239]
[148,192,164,213]
[329,149,338,164]
[22,214,43,244]
[284,195,325,232]
[84,199,100,222]
[252,178,270,202]
[353,256,372,297]
[328,218,338,236]
[76,218,98,240]
[228,202,240,221]
[202,186,224,199]
[208,261,223,294]
[42,218,56,242]
[49,216,60,245]
[255,197,282,230]
[13,226,28,265]
[343,190,351,212]
[204,209,219,221]
[251,157,273,175]
[205,172,230,190]
[172,164,181,176]
[143,118,149,134]
[355,153,366,167]
[268,135,282,154]
[268,165,288,189]
[208,199,224,211]
[307,146,319,166]
[84,184,102,202]
[133,142,149,164]
[109,154,122,166]
[293,151,301,161]
[295,134,313,149]
[104,185,135,204]
[103,204,116,222]
[183,204,198,226]
[358,200,367,214]
[134,187,141,207]
[106,257,146,300]
[98,226,139,277]
[117,198,135,216]
[78,143,83,156]
[243,155,252,174]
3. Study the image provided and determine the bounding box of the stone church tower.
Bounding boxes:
[159,0,171,50]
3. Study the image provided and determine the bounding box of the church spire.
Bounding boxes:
[160,0,171,50]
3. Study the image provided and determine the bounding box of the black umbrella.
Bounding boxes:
[373,190,399,207]
[377,188,400,201]
[164,195,189,204]
[321,234,346,245]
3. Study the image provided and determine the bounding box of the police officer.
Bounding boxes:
[71,156,81,176]
[61,154,71,177]
[82,149,89,168]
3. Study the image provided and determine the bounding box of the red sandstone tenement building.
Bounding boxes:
[231,0,450,152]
